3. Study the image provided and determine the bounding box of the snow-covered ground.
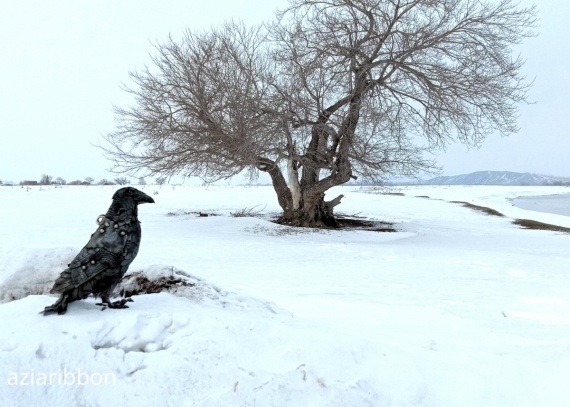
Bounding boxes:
[1,184,569,406]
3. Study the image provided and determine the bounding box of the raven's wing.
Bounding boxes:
[50,220,134,293]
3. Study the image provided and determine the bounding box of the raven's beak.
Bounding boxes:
[137,192,155,204]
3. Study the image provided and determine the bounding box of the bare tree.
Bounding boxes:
[98,179,116,185]
[155,177,167,186]
[104,0,536,227]
[114,176,130,185]
[39,174,53,185]
[54,177,66,185]
[84,177,94,185]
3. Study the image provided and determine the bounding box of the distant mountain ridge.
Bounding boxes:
[422,171,570,186]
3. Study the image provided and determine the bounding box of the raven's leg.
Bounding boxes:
[96,297,133,310]
[42,293,69,316]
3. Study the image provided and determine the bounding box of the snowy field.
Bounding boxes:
[1,184,569,406]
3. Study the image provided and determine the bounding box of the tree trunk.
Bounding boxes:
[276,190,344,228]
[287,157,302,210]
[256,157,293,213]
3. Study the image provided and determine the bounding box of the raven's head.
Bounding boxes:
[112,187,155,205]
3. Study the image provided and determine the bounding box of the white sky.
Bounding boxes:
[1,0,568,183]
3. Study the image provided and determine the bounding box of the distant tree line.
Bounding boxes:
[3,175,168,187]
[549,181,570,186]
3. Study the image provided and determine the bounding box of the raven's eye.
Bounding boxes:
[126,189,134,196]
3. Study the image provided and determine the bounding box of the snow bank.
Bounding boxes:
[0,247,77,303]
[115,264,286,314]
[0,251,285,315]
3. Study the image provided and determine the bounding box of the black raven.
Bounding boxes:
[42,187,154,315]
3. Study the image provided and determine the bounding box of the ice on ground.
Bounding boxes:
[512,192,570,217]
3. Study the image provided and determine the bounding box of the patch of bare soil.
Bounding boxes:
[119,273,195,297]
[266,214,397,233]
[512,219,570,233]
[335,215,397,232]
[450,201,505,217]
[166,210,220,217]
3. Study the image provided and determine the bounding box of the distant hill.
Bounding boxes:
[422,171,570,186]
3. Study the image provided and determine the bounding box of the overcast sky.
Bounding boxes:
[1,0,568,184]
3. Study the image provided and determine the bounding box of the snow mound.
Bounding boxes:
[115,265,285,314]
[0,247,77,303]
[0,249,283,316]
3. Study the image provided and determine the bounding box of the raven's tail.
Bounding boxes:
[41,293,70,316]
[50,269,74,294]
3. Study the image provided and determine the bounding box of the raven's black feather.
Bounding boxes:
[42,187,154,315]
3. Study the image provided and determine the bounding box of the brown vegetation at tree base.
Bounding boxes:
[335,216,397,232]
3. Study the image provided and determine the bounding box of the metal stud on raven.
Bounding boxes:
[42,187,154,315]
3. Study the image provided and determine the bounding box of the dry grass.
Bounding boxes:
[449,200,570,233]
[450,201,505,217]
[512,219,570,233]
[230,205,266,217]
